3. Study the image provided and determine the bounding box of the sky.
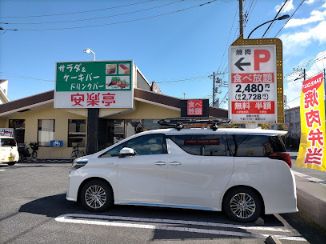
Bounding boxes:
[0,0,325,109]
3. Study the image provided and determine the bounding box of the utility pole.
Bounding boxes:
[209,72,223,108]
[239,0,244,38]
[211,72,216,107]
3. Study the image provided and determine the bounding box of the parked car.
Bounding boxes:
[66,127,297,222]
[0,136,19,166]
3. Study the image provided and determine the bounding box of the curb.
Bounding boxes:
[296,187,326,232]
[19,159,72,164]
[264,235,281,244]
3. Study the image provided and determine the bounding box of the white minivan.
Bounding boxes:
[66,127,297,222]
[0,136,19,166]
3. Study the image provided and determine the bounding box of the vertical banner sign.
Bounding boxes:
[54,61,134,108]
[296,73,326,172]
[229,45,277,123]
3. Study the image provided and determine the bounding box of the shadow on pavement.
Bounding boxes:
[19,193,282,226]
[19,194,84,218]
[18,194,290,241]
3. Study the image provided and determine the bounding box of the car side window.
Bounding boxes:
[99,143,126,158]
[126,134,167,155]
[232,135,275,157]
[169,135,227,156]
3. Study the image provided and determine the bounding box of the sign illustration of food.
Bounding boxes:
[106,76,130,89]
[119,63,130,75]
[106,64,117,75]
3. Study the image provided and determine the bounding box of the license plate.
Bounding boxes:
[8,156,14,161]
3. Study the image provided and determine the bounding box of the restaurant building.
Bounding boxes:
[0,62,227,159]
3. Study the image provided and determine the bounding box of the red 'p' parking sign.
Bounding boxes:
[229,44,278,123]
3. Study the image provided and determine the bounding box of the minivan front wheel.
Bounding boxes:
[80,180,113,212]
[223,187,262,222]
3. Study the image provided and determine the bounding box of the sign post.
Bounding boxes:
[229,38,284,124]
[55,60,134,154]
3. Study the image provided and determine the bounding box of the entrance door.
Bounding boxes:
[9,119,25,145]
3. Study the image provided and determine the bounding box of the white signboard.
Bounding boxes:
[0,128,14,137]
[229,45,277,123]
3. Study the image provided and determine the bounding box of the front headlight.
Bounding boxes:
[72,158,88,169]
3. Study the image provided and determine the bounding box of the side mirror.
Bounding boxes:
[119,147,136,158]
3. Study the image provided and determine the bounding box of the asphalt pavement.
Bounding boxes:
[0,162,325,244]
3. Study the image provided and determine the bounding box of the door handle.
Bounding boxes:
[154,161,166,166]
[169,161,182,166]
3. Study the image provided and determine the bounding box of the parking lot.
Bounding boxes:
[0,162,325,244]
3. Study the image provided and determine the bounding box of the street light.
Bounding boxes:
[83,48,96,61]
[247,14,290,39]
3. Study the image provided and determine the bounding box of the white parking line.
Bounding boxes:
[55,214,306,241]
[0,169,5,172]
[292,171,324,183]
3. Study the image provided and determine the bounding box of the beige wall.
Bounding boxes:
[1,104,87,159]
[0,100,180,159]
[0,119,6,127]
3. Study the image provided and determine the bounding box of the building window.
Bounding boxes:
[68,119,86,147]
[38,119,55,146]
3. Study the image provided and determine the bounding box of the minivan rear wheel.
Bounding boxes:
[80,179,113,212]
[223,187,262,222]
[8,162,16,166]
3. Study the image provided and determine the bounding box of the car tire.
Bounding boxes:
[80,179,113,212]
[8,162,16,166]
[223,187,262,223]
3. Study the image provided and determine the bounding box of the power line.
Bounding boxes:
[262,0,288,37]
[157,74,215,84]
[285,53,326,81]
[2,0,183,25]
[0,0,155,19]
[15,0,218,32]
[275,0,306,37]
[0,72,54,83]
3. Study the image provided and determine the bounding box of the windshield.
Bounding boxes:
[0,138,17,147]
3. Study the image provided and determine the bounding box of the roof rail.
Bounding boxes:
[157,118,230,131]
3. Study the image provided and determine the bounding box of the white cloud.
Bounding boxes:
[280,20,326,55]
[305,0,315,5]
[275,0,294,13]
[285,50,326,108]
[285,9,326,28]
[306,50,326,77]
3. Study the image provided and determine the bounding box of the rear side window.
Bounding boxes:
[229,135,286,157]
[168,135,227,156]
[0,138,17,147]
